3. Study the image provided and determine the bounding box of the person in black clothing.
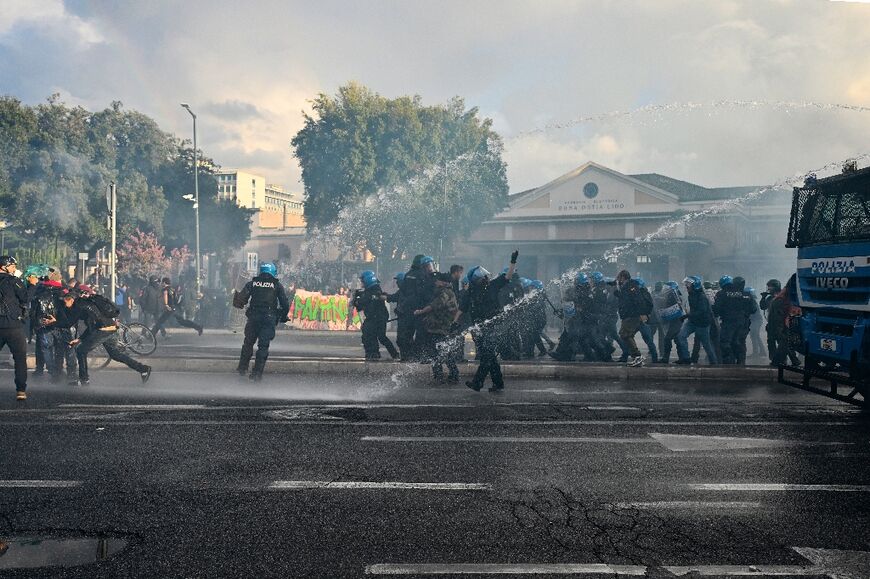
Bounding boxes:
[674,276,718,365]
[58,290,151,385]
[396,256,424,360]
[150,277,203,338]
[388,272,413,360]
[613,270,654,367]
[31,278,77,384]
[0,257,30,399]
[448,265,467,362]
[712,275,757,365]
[139,276,162,329]
[352,270,399,360]
[233,263,290,381]
[760,278,783,365]
[458,249,518,393]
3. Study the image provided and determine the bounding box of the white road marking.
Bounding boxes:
[269,481,491,491]
[614,501,762,510]
[688,483,870,492]
[0,480,81,488]
[365,563,647,575]
[0,419,853,426]
[648,432,847,452]
[58,404,207,410]
[662,565,825,576]
[361,436,655,444]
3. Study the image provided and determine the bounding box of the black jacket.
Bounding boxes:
[460,274,509,326]
[614,279,653,319]
[686,288,713,327]
[0,273,28,329]
[59,298,115,341]
[401,266,435,314]
[353,284,389,323]
[713,280,758,323]
[237,274,290,321]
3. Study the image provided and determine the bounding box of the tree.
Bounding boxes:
[292,83,508,263]
[292,83,508,226]
[116,229,170,281]
[0,96,252,274]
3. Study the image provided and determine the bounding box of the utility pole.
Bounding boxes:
[109,181,117,299]
[181,103,202,296]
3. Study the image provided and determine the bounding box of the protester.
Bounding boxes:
[58,289,151,385]
[768,275,801,366]
[150,277,203,338]
[613,270,653,367]
[414,272,460,382]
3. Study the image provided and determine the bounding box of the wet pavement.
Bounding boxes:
[0,370,869,577]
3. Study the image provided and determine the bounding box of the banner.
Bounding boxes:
[287,289,361,331]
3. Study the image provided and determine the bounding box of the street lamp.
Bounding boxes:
[180,103,201,296]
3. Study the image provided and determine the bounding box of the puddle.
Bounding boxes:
[0,537,127,569]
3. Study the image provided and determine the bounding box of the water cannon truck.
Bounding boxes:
[778,162,870,406]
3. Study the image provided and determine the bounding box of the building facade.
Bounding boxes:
[464,162,796,291]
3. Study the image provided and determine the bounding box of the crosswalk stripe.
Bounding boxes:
[365,563,647,575]
[269,481,491,491]
[0,480,81,488]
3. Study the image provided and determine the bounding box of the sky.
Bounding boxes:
[2,0,870,195]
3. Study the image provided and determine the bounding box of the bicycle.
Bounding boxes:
[85,322,158,370]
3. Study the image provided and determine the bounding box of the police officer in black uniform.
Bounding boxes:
[712,275,757,365]
[459,249,518,393]
[234,262,290,381]
[0,257,30,400]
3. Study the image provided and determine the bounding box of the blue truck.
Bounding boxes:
[779,164,870,407]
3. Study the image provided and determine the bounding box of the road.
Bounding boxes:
[1,370,869,578]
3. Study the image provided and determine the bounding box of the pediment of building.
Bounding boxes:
[500,162,680,219]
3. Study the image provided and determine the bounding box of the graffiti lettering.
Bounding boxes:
[287,290,361,331]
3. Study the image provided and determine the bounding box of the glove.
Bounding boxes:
[510,250,519,264]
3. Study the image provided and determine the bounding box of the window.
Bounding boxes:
[636,255,651,263]
[246,252,258,273]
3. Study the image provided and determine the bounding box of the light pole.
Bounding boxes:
[180,103,201,296]
[107,181,117,300]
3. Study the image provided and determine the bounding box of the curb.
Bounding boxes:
[51,356,779,383]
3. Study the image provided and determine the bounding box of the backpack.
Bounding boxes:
[85,293,120,321]
[165,286,179,308]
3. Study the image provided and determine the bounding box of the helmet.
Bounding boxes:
[563,303,576,318]
[259,262,277,277]
[683,276,702,291]
[575,272,589,286]
[394,272,405,283]
[530,280,544,290]
[520,277,532,289]
[665,280,679,290]
[719,275,733,288]
[411,254,425,267]
[634,277,646,289]
[746,287,756,296]
[420,256,434,266]
[360,270,378,289]
[0,256,17,268]
[591,271,604,284]
[468,266,490,283]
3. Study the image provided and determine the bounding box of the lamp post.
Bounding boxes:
[180,103,201,296]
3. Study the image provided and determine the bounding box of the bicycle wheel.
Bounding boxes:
[122,323,157,356]
[86,343,112,370]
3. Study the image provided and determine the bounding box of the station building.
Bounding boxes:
[464,162,796,289]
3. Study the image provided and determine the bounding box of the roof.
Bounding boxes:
[628,173,762,202]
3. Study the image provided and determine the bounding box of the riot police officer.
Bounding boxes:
[712,275,757,365]
[234,263,290,381]
[0,257,30,399]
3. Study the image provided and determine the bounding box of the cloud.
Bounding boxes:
[0,0,103,46]
[202,100,264,121]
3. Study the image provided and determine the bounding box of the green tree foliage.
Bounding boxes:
[291,83,508,259]
[0,95,252,263]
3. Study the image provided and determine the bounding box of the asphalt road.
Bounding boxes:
[1,370,869,578]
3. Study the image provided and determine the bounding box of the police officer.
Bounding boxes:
[0,257,30,399]
[712,275,757,365]
[459,250,518,392]
[353,270,399,360]
[234,263,290,381]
